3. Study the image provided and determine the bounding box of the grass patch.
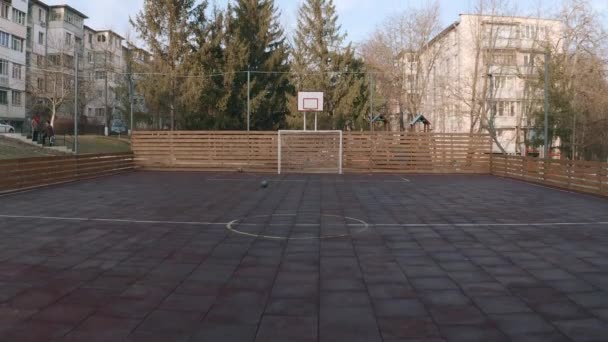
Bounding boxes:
[69,135,131,154]
[0,136,65,160]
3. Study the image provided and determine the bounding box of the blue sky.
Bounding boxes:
[47,0,607,45]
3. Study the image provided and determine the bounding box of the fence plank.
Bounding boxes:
[0,153,135,193]
[491,155,607,197]
[132,131,492,174]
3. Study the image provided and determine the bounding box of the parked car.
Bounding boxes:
[110,119,127,134]
[0,122,15,133]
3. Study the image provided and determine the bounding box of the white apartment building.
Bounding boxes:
[83,26,125,125]
[0,0,28,128]
[419,14,563,154]
[26,0,47,111]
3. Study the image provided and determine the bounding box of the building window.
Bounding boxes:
[11,91,21,106]
[95,108,104,116]
[12,8,26,25]
[0,59,8,76]
[95,71,106,80]
[37,78,44,90]
[88,52,92,63]
[0,2,9,19]
[89,33,92,45]
[88,108,92,116]
[11,36,23,52]
[48,54,60,66]
[96,90,103,98]
[65,32,72,45]
[0,31,9,48]
[50,10,61,21]
[12,64,21,79]
[0,90,7,105]
[36,54,44,66]
[521,25,547,40]
[39,9,43,22]
[523,54,535,67]
[38,32,44,45]
[492,53,515,66]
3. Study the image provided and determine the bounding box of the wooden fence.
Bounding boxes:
[0,153,135,193]
[132,131,492,173]
[491,155,608,196]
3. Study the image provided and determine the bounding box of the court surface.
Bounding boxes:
[0,171,608,341]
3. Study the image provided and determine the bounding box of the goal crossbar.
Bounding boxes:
[278,130,343,175]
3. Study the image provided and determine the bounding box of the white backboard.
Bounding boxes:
[298,92,324,112]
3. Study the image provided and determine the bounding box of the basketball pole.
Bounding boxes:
[303,113,307,131]
[314,112,318,131]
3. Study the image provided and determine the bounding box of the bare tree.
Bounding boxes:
[27,34,82,128]
[361,1,441,129]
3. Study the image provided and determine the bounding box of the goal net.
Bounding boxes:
[278,130,343,174]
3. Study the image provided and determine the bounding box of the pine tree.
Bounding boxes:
[222,0,292,130]
[131,0,200,130]
[291,0,368,130]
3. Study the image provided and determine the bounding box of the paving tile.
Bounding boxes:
[32,304,94,324]
[189,323,258,342]
[159,294,216,313]
[378,317,441,340]
[568,292,608,309]
[430,305,487,325]
[532,301,592,321]
[440,325,508,342]
[410,277,459,290]
[77,314,141,332]
[461,282,509,297]
[266,297,318,316]
[319,307,382,342]
[554,318,608,342]
[420,290,472,307]
[255,315,317,342]
[372,298,428,317]
[473,296,532,314]
[490,313,556,336]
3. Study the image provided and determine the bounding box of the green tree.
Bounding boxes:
[291,0,368,130]
[131,0,201,130]
[223,0,292,130]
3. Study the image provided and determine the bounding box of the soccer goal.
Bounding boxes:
[278,130,343,174]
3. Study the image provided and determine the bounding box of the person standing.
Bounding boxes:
[31,113,40,142]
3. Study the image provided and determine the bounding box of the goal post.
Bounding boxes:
[278,130,343,174]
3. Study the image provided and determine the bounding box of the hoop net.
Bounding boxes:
[278,130,343,174]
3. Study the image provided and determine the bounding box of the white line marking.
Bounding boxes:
[225,214,370,240]
[206,178,411,184]
[0,214,606,228]
[0,214,228,226]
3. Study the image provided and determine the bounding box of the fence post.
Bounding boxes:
[600,162,606,195]
[542,158,548,184]
[567,160,572,190]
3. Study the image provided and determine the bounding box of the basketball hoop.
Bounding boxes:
[298,92,324,131]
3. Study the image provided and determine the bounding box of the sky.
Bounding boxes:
[46,0,607,46]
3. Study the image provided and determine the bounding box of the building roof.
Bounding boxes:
[30,0,50,10]
[49,4,89,19]
[458,13,562,23]
[97,30,125,41]
[410,114,431,126]
[84,25,97,33]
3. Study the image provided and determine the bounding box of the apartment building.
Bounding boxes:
[83,26,125,127]
[0,0,28,128]
[419,14,563,154]
[26,0,47,112]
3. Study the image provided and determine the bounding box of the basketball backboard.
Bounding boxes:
[298,92,324,112]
